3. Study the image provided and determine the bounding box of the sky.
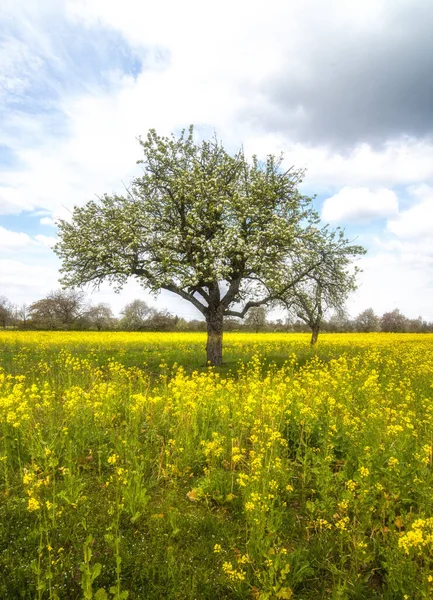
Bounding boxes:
[1,0,433,320]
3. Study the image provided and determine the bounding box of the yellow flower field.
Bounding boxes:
[1,332,433,598]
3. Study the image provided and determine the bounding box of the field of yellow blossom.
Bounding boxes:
[1,331,433,599]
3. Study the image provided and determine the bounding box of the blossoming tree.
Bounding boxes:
[282,249,361,345]
[55,126,364,365]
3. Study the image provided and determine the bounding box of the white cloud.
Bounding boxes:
[0,226,32,249]
[0,36,44,101]
[2,0,432,217]
[0,258,59,300]
[40,216,55,226]
[346,250,433,321]
[321,187,398,224]
[387,185,433,239]
[4,71,433,220]
[0,226,56,252]
[0,186,36,215]
[35,234,57,247]
[288,139,433,189]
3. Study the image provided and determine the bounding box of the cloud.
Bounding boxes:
[0,226,57,251]
[346,249,433,321]
[0,36,44,101]
[68,0,433,150]
[0,258,59,304]
[322,187,398,224]
[0,186,36,215]
[0,226,32,248]
[241,1,433,148]
[35,234,57,247]
[2,0,433,219]
[387,185,433,239]
[40,216,55,226]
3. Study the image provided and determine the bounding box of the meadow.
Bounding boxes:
[1,331,433,599]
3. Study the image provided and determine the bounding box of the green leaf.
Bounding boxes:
[91,563,102,582]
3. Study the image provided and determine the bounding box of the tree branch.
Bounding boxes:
[163,283,207,316]
[221,274,242,308]
[189,286,210,304]
[224,255,328,318]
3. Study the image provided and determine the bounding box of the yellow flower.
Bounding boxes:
[23,472,33,485]
[27,497,40,511]
[214,544,222,553]
[335,516,350,531]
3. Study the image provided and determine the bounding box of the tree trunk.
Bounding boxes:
[310,325,320,346]
[206,309,224,366]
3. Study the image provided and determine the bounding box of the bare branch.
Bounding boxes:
[163,283,207,316]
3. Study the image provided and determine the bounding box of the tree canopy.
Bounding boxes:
[55,126,364,364]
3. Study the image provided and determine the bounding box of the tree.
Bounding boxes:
[50,289,87,326]
[325,309,354,333]
[29,289,87,329]
[405,316,429,333]
[380,309,408,333]
[245,306,268,332]
[354,308,380,332]
[285,281,325,345]
[119,299,155,330]
[223,316,242,331]
[55,126,364,365]
[29,298,58,329]
[85,303,115,330]
[0,296,14,328]
[17,303,29,328]
[282,247,361,345]
[145,310,178,331]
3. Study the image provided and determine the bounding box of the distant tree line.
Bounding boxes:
[0,292,432,335]
[224,307,433,334]
[0,291,177,332]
